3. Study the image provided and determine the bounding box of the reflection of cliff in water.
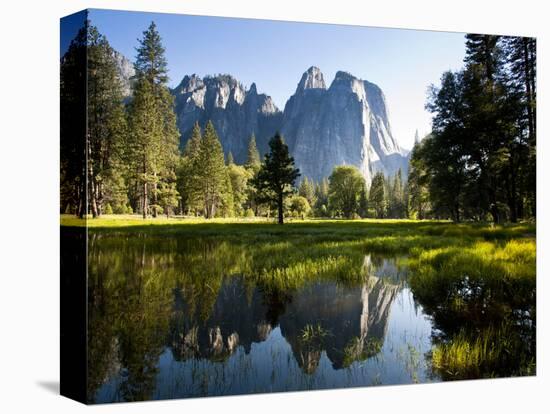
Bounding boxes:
[168,255,403,374]
[169,277,288,361]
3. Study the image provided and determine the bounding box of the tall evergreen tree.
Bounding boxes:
[184,122,202,159]
[407,139,430,219]
[503,36,537,217]
[177,123,202,215]
[298,177,316,208]
[127,21,180,218]
[358,185,369,218]
[194,121,231,218]
[60,23,87,217]
[134,21,168,87]
[464,34,502,82]
[252,133,300,224]
[369,172,386,219]
[86,25,127,217]
[313,178,330,216]
[245,133,261,170]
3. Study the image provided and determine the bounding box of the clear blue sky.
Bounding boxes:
[77,9,467,150]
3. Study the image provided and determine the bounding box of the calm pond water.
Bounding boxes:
[82,232,533,403]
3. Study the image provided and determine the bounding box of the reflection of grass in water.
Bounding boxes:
[409,239,535,324]
[300,324,330,346]
[431,325,536,380]
[342,337,383,368]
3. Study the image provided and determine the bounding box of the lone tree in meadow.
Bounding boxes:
[253,133,300,224]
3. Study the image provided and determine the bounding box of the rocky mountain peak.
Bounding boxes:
[248,82,258,95]
[175,74,204,94]
[296,66,326,92]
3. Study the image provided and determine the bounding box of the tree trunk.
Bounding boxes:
[278,192,284,225]
[152,173,158,218]
[142,181,148,219]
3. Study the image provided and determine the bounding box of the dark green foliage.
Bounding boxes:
[245,133,261,170]
[252,133,300,224]
[60,23,87,218]
[387,169,406,218]
[358,186,369,218]
[157,182,180,217]
[86,25,127,218]
[194,121,232,218]
[407,138,431,219]
[313,178,330,217]
[415,34,536,223]
[369,172,386,219]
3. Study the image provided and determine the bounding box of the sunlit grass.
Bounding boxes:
[431,325,536,380]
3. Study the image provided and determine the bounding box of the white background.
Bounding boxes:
[0,0,547,412]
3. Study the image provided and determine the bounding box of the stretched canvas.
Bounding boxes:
[60,8,537,404]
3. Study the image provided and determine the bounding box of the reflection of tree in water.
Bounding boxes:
[87,234,179,402]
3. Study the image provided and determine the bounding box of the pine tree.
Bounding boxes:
[298,177,316,208]
[245,133,261,170]
[86,25,127,218]
[60,24,87,217]
[314,178,329,216]
[177,122,202,215]
[127,21,180,218]
[134,21,168,87]
[194,121,230,218]
[407,139,430,219]
[391,169,404,218]
[184,122,202,159]
[358,185,369,218]
[464,34,502,82]
[157,181,180,217]
[504,36,536,218]
[369,172,386,219]
[252,133,300,224]
[126,79,159,218]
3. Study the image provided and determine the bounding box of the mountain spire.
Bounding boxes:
[296,66,326,92]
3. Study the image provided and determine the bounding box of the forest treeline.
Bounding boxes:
[410,34,536,223]
[61,22,536,224]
